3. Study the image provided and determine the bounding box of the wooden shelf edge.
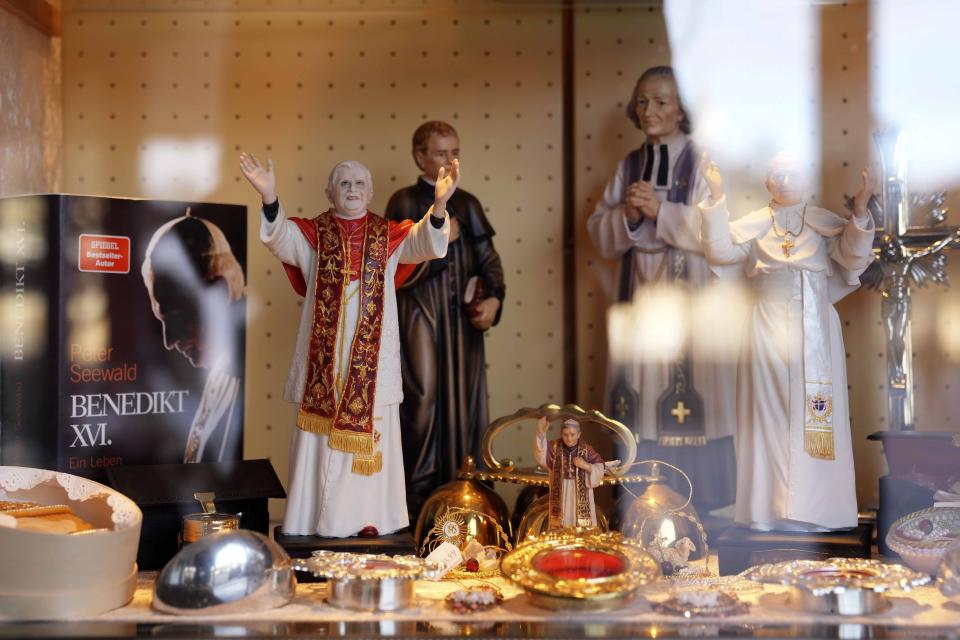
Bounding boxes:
[0,0,62,37]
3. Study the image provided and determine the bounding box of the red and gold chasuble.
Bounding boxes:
[281,210,414,475]
[545,439,603,530]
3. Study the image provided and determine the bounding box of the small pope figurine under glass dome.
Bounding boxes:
[534,417,621,530]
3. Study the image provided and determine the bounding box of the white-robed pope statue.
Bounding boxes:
[697,151,874,532]
[240,152,457,537]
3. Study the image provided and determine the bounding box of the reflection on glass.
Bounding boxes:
[139,137,221,201]
[587,58,743,516]
[872,0,960,191]
[142,212,245,462]
[665,0,820,184]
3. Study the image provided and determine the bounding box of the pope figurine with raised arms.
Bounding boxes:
[240,152,456,538]
[697,151,874,532]
[534,416,621,530]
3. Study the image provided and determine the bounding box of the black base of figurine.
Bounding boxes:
[273,527,417,583]
[716,523,873,575]
[700,512,735,541]
[877,475,935,556]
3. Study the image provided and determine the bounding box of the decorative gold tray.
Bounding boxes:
[741,557,930,616]
[886,507,960,575]
[500,530,659,611]
[741,557,930,595]
[293,551,446,612]
[295,551,444,581]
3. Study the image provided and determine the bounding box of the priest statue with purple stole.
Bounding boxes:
[586,66,737,512]
[239,151,457,538]
[698,152,874,531]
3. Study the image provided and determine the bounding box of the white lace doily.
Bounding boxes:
[0,466,141,530]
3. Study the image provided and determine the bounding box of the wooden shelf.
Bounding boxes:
[0,0,61,37]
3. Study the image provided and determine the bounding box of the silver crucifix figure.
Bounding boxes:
[857,129,960,431]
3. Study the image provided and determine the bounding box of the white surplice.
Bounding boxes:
[699,196,874,531]
[586,134,739,445]
[262,204,449,537]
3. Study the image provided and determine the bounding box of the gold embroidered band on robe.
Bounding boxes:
[297,212,388,475]
[547,440,595,530]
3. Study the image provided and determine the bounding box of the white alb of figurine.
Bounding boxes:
[697,151,874,532]
[240,152,456,538]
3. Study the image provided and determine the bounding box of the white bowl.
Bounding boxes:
[0,466,142,619]
[885,507,960,575]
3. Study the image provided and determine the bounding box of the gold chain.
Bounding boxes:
[768,204,806,258]
[768,203,807,238]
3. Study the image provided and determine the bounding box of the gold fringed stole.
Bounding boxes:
[547,440,595,530]
[804,384,835,460]
[297,212,388,475]
[801,272,835,461]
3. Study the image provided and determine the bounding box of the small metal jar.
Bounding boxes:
[181,512,240,544]
[294,551,444,612]
[179,491,240,547]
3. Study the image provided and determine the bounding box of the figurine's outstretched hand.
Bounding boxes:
[699,152,724,202]
[604,459,621,469]
[239,152,277,204]
[853,166,873,220]
[536,416,549,436]
[433,158,460,213]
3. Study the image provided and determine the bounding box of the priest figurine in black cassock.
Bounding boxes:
[385,121,506,520]
[586,66,738,512]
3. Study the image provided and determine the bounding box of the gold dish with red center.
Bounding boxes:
[499,529,660,611]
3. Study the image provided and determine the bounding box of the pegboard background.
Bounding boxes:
[3,0,958,519]
[58,3,565,518]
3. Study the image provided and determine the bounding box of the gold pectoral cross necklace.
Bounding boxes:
[769,204,806,259]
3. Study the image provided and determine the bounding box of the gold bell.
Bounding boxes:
[515,493,610,544]
[618,462,705,562]
[414,456,513,556]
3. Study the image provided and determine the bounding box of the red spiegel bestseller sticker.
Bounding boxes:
[78,234,131,274]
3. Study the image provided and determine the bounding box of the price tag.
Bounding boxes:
[424,541,463,578]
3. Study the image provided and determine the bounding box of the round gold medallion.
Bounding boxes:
[435,512,466,547]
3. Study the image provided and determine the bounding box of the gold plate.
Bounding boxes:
[500,530,659,611]
[295,551,444,581]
